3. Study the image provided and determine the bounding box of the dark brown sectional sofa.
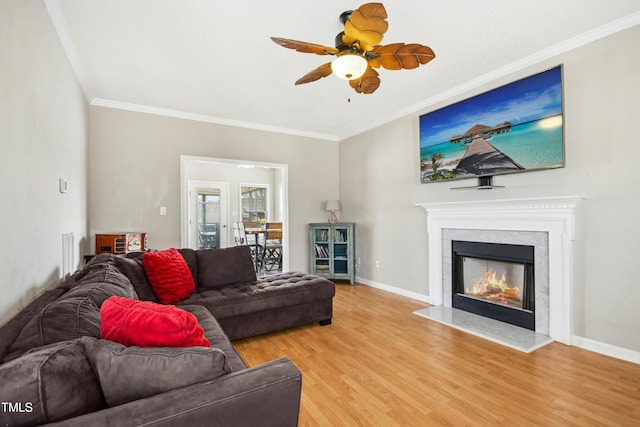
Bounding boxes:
[0,245,335,426]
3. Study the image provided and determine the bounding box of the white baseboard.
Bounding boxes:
[572,336,640,365]
[355,276,430,303]
[356,276,640,365]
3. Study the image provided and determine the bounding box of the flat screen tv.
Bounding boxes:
[419,65,564,185]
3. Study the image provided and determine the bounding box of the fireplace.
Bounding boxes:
[452,240,535,330]
[418,196,583,344]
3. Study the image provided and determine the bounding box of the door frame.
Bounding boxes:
[187,180,229,249]
[180,155,289,271]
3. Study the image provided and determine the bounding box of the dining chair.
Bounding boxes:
[261,222,283,272]
[232,221,244,245]
[241,221,262,270]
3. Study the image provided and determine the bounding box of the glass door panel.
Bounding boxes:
[332,226,349,274]
[313,226,331,275]
[187,180,228,250]
[197,190,220,249]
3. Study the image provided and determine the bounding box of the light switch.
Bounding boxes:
[59,178,68,193]
[160,206,167,216]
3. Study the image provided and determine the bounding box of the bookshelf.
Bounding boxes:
[309,223,355,284]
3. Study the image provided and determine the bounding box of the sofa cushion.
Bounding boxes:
[179,305,247,372]
[196,246,257,288]
[143,248,195,304]
[177,248,198,283]
[0,339,105,426]
[66,280,137,305]
[74,253,114,277]
[0,287,69,364]
[113,256,159,302]
[100,296,210,348]
[180,272,335,319]
[6,296,101,362]
[64,267,138,307]
[81,337,231,407]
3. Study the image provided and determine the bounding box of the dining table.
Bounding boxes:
[244,227,282,271]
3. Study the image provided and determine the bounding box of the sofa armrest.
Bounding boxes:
[44,357,301,427]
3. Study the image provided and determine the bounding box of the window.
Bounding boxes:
[241,185,268,222]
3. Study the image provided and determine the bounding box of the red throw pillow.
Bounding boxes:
[143,248,195,304]
[100,296,210,347]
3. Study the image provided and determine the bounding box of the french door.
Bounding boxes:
[187,181,229,249]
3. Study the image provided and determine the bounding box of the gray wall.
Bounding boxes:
[89,107,339,272]
[339,25,640,353]
[0,0,89,323]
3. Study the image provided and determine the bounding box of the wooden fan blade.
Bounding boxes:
[349,67,380,94]
[295,62,334,85]
[271,37,339,56]
[342,3,388,51]
[368,43,435,70]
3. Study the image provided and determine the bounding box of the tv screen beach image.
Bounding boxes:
[420,66,564,183]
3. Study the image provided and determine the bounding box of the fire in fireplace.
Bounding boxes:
[452,240,535,330]
[463,258,525,308]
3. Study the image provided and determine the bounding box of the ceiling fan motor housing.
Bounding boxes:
[336,10,354,49]
[339,10,353,24]
[335,32,348,49]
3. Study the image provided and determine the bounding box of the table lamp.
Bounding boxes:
[326,200,340,224]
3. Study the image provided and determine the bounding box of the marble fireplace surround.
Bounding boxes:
[418,196,582,345]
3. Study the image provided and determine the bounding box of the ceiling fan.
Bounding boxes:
[271,3,435,94]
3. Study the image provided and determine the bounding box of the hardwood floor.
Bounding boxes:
[233,283,640,426]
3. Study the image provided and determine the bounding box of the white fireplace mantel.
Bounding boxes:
[417,196,584,345]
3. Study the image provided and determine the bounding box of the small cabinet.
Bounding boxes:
[309,223,355,284]
[95,233,147,254]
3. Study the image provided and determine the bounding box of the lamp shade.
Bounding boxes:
[331,54,367,80]
[326,200,341,211]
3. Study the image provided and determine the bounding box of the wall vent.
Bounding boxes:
[62,232,74,278]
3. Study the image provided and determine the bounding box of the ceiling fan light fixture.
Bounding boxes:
[331,53,367,80]
[272,3,435,94]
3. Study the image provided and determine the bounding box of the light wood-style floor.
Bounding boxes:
[234,283,640,426]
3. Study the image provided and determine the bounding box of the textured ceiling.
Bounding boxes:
[47,0,640,141]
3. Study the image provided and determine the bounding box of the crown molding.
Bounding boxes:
[90,98,339,141]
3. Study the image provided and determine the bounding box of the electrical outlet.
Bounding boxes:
[375,260,380,268]
[160,206,167,216]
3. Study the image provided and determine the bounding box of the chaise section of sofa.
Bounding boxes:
[182,271,335,340]
[175,246,336,340]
